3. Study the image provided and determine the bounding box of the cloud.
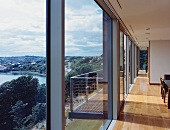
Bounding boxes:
[0,0,46,56]
[65,6,102,33]
[0,0,103,57]
[65,0,103,56]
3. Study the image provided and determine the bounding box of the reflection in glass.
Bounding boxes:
[124,34,127,96]
[120,31,124,105]
[129,40,132,87]
[65,0,111,129]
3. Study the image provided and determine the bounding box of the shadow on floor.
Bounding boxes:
[138,74,147,77]
[115,98,170,129]
[118,112,170,129]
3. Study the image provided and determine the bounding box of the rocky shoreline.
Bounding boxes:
[2,71,46,77]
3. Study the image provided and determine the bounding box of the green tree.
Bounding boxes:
[65,64,94,102]
[0,76,39,129]
[32,103,46,124]
[10,100,28,130]
[36,84,46,103]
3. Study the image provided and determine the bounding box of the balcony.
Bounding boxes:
[69,70,108,119]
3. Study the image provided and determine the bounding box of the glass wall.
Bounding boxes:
[134,45,137,78]
[131,42,135,83]
[120,31,124,105]
[129,39,132,87]
[132,43,134,80]
[65,1,112,129]
[136,47,139,76]
[0,1,46,129]
[140,50,148,70]
[123,34,127,96]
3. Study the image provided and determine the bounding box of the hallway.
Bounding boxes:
[113,75,170,130]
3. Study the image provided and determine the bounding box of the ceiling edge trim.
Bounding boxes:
[104,0,139,47]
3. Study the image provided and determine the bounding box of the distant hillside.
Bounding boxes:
[64,56,103,101]
[0,56,46,75]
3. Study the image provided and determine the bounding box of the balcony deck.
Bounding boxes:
[69,76,124,119]
[74,88,107,113]
[69,82,108,119]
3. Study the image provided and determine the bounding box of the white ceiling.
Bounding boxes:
[107,0,170,48]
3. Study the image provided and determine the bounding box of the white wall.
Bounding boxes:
[150,40,170,83]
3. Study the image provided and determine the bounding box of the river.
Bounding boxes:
[0,73,46,85]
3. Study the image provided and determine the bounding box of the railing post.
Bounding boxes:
[70,78,73,112]
[96,72,99,91]
[85,74,88,101]
[168,88,170,109]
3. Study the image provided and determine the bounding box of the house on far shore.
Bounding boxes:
[0,65,7,72]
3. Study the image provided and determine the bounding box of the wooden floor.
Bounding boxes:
[113,74,170,130]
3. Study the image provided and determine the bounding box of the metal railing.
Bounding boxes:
[69,70,103,113]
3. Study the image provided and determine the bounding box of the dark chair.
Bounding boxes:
[161,80,169,103]
[160,78,164,94]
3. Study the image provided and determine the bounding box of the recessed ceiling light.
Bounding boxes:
[146,28,150,30]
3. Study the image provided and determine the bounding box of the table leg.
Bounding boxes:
[168,88,170,109]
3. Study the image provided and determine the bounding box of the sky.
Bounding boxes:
[0,0,102,57]
[0,0,46,57]
[65,0,103,56]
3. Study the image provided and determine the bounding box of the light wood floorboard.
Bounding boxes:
[113,75,170,130]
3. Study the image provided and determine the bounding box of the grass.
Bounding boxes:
[65,88,103,130]
[65,109,70,119]
[65,119,103,130]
